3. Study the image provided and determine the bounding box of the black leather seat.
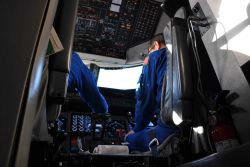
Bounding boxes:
[159,1,223,162]
[157,6,214,162]
[161,7,193,126]
[47,0,79,122]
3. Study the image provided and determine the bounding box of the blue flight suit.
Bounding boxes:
[68,52,108,113]
[126,48,179,152]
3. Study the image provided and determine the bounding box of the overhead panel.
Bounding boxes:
[73,0,162,59]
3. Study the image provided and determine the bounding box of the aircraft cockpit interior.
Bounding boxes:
[1,0,250,167]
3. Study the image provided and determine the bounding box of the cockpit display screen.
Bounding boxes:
[71,113,92,133]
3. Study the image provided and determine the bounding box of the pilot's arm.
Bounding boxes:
[68,52,108,113]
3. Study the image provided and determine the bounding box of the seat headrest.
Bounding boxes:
[163,24,172,45]
[174,7,186,19]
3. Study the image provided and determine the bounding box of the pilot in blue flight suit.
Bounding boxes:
[125,34,179,152]
[68,51,108,113]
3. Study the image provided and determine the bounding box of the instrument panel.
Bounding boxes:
[105,117,127,144]
[73,0,162,59]
[56,88,136,153]
[56,112,132,150]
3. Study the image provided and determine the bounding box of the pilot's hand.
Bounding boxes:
[124,130,135,141]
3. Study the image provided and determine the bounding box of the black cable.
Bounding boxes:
[187,16,218,153]
[188,17,203,96]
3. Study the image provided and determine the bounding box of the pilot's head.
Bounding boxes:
[148,33,166,53]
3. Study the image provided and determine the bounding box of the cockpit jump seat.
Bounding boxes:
[47,0,79,122]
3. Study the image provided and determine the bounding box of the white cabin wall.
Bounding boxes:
[189,0,250,143]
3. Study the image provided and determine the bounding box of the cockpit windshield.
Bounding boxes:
[97,66,143,90]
